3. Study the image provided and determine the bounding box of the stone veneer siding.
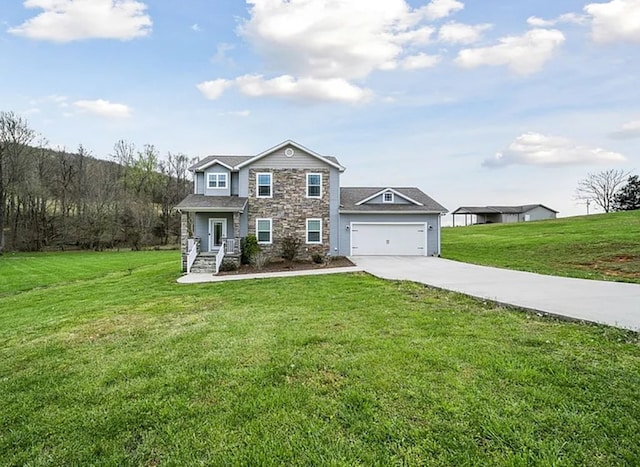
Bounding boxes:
[247,168,330,259]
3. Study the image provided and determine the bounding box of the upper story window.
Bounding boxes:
[257,173,272,198]
[307,173,322,198]
[383,192,394,203]
[207,173,227,189]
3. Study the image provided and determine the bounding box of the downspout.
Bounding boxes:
[438,214,442,256]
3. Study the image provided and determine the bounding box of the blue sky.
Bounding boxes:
[1,0,639,223]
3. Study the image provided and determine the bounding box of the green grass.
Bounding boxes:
[443,210,640,283]
[0,249,178,297]
[1,252,639,465]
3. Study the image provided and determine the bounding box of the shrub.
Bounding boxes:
[280,236,302,262]
[311,252,325,264]
[219,259,238,272]
[241,235,259,265]
[251,251,269,270]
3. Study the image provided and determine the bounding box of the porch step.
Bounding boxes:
[189,253,241,274]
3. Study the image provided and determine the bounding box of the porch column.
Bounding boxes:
[181,212,188,272]
[233,211,240,253]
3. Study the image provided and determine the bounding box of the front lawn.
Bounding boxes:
[1,252,639,465]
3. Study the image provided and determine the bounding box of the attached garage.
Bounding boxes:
[338,187,448,257]
[351,222,426,256]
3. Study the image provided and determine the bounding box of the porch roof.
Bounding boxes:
[174,195,248,212]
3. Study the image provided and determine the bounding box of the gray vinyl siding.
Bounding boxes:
[338,213,441,256]
[194,212,234,252]
[204,165,231,196]
[521,206,557,221]
[248,147,333,170]
[194,173,205,195]
[231,172,239,196]
[365,193,412,205]
[329,167,341,255]
[238,167,249,197]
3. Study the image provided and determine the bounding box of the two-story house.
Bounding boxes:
[175,140,447,273]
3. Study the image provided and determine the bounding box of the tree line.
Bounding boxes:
[0,111,192,253]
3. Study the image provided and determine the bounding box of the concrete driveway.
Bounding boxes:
[350,256,640,331]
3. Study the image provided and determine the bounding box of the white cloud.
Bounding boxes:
[205,0,456,103]
[526,13,587,28]
[191,23,201,32]
[73,99,132,118]
[401,53,441,70]
[585,0,640,43]
[610,120,640,139]
[484,132,626,168]
[456,29,565,75]
[197,79,233,100]
[438,21,492,44]
[235,75,373,104]
[197,75,372,104]
[9,0,152,42]
[239,0,444,80]
[422,0,464,20]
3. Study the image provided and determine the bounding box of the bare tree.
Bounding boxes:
[575,169,630,213]
[0,111,36,252]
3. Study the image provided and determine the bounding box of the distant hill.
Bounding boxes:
[442,211,640,283]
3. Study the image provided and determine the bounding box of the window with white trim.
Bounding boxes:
[306,218,322,244]
[257,173,272,198]
[383,192,394,203]
[306,173,322,198]
[207,173,227,189]
[256,218,272,244]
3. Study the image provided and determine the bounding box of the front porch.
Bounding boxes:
[175,195,248,274]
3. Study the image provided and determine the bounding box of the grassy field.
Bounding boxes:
[1,251,639,465]
[443,210,640,283]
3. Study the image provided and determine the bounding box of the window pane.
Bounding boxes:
[218,175,227,188]
[258,174,271,185]
[308,220,320,231]
[257,220,270,231]
[208,175,216,188]
[308,231,320,242]
[308,174,320,185]
[258,231,270,242]
[308,185,320,197]
[258,185,271,196]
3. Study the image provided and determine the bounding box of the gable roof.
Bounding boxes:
[189,155,252,172]
[355,187,424,206]
[341,187,447,213]
[188,140,344,172]
[236,140,345,171]
[452,204,558,215]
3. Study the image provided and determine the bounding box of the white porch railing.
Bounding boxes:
[225,238,236,254]
[186,238,199,274]
[215,240,226,274]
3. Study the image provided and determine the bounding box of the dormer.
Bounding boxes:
[203,164,231,196]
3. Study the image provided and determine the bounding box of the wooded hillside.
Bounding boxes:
[0,111,192,252]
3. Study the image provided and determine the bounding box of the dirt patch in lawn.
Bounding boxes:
[218,256,355,276]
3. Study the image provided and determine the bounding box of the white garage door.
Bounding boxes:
[351,223,426,256]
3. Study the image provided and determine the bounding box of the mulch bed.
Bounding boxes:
[218,256,355,276]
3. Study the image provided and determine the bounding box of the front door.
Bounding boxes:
[208,219,227,251]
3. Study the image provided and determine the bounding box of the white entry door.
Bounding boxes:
[208,218,227,251]
[351,223,426,256]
